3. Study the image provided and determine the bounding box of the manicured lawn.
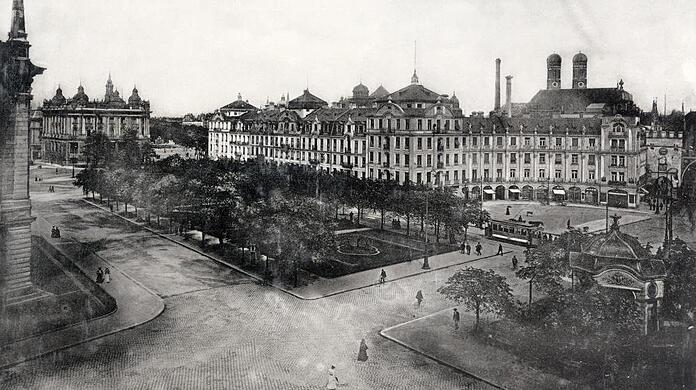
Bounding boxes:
[305,229,458,278]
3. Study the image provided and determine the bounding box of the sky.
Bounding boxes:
[5,0,696,117]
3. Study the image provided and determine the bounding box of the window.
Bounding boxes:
[619,172,625,182]
[611,155,618,166]
[555,137,562,147]
[612,123,625,133]
[417,172,422,184]
[484,153,490,164]
[571,170,578,179]
[427,155,432,167]
[395,154,400,165]
[539,169,546,178]
[395,137,401,149]
[510,169,516,178]
[370,136,374,147]
[496,153,503,164]
[555,169,561,179]
[539,153,546,164]
[539,137,547,147]
[369,152,374,163]
[416,155,422,166]
[446,154,450,165]
[484,137,490,146]
[589,138,596,147]
[571,138,578,147]
[405,138,410,149]
[417,138,422,150]
[524,153,531,164]
[427,119,432,130]
[589,170,595,180]
[417,119,423,130]
[427,138,432,149]
[524,169,530,178]
[496,169,503,179]
[510,137,517,146]
[571,154,578,165]
[496,136,503,146]
[472,137,478,147]
[484,169,490,179]
[524,137,531,146]
[404,155,410,166]
[472,154,478,164]
[611,139,618,149]
[555,154,562,164]
[611,172,618,181]
[588,155,596,165]
[446,137,450,148]
[472,169,478,180]
[619,156,625,167]
[510,153,517,164]
[454,171,458,181]
[619,139,626,150]
[454,154,459,164]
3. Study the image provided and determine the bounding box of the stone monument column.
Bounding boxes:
[0,0,45,307]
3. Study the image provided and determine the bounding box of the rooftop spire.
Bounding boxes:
[411,40,419,84]
[10,0,27,40]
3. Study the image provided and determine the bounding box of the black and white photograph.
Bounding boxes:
[1,1,696,388]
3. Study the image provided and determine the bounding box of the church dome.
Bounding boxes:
[352,83,369,98]
[573,52,587,63]
[547,53,562,66]
[50,87,66,106]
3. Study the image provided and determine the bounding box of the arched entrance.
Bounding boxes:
[568,187,582,203]
[495,185,506,200]
[608,189,628,208]
[585,187,598,205]
[461,187,469,200]
[508,185,520,200]
[470,186,481,200]
[535,186,548,202]
[483,185,494,200]
[522,185,533,201]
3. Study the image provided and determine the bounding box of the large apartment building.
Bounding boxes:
[209,53,645,208]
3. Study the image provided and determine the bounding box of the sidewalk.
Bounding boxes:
[82,198,513,300]
[380,308,571,390]
[0,217,165,369]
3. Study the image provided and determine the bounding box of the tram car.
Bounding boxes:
[485,218,545,247]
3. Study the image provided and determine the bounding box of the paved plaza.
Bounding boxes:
[1,167,688,389]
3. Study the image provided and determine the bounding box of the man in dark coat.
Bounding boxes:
[357,339,368,361]
[453,308,460,330]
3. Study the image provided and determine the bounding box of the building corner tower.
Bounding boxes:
[0,0,45,306]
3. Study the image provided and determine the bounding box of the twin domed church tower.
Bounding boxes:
[547,52,588,90]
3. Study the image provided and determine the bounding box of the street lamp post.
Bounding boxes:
[422,195,430,269]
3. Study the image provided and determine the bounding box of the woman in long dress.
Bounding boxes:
[104,267,111,283]
[96,267,104,284]
[357,339,368,362]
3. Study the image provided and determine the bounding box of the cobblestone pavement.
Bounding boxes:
[2,182,502,389]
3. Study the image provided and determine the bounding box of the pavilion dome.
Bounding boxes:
[128,86,142,105]
[72,85,89,105]
[50,87,66,106]
[573,52,587,64]
[581,219,651,261]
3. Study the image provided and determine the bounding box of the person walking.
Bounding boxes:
[104,267,111,283]
[512,255,518,270]
[497,244,504,256]
[460,242,466,254]
[379,269,387,284]
[475,242,482,256]
[415,290,423,307]
[452,308,460,330]
[96,267,104,284]
[326,365,339,389]
[357,339,369,362]
[466,243,471,255]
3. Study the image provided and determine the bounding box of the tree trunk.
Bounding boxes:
[293,260,299,287]
[99,193,103,201]
[124,202,128,214]
[528,280,533,306]
[201,229,206,248]
[436,221,441,243]
[380,209,385,230]
[475,304,480,331]
[420,215,424,232]
[157,215,160,227]
[464,226,468,242]
[406,214,411,236]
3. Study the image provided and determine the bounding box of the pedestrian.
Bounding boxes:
[55,226,61,238]
[34,177,37,182]
[466,243,471,255]
[51,225,56,238]
[96,267,104,284]
[104,267,111,283]
[460,242,466,254]
[452,308,460,330]
[512,255,518,270]
[379,269,387,284]
[357,339,369,361]
[415,290,423,307]
[497,244,503,256]
[326,365,339,389]
[475,242,482,256]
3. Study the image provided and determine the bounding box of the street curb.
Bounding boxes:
[0,232,165,370]
[81,199,512,301]
[379,310,506,390]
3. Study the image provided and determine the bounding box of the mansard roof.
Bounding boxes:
[288,89,327,110]
[369,85,390,99]
[375,83,443,104]
[221,99,257,111]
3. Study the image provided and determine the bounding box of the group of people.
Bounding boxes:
[649,199,665,212]
[47,185,57,193]
[459,241,484,256]
[50,225,61,238]
[96,267,111,284]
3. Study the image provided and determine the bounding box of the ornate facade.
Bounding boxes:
[40,76,151,164]
[0,0,45,305]
[208,53,644,208]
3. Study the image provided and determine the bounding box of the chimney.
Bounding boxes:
[494,58,501,111]
[505,75,513,117]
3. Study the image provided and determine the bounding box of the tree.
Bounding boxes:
[116,126,145,169]
[438,267,514,331]
[663,239,696,321]
[82,131,113,168]
[516,230,586,304]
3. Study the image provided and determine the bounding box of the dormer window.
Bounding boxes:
[612,123,625,133]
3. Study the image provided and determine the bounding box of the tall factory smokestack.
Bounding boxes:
[505,75,513,117]
[494,58,501,111]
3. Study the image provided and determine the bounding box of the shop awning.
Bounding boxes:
[483,189,495,195]
[509,188,521,193]
[552,189,566,195]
